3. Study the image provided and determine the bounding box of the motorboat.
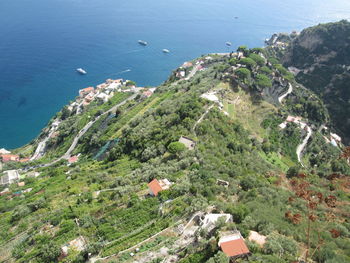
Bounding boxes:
[138,40,148,46]
[76,68,87,75]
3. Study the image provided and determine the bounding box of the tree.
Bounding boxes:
[240,58,257,69]
[256,74,272,88]
[228,58,238,66]
[206,251,229,263]
[61,106,71,120]
[249,53,265,66]
[286,166,300,178]
[126,80,136,86]
[237,45,249,55]
[260,66,272,75]
[168,142,186,155]
[235,68,251,80]
[39,242,61,262]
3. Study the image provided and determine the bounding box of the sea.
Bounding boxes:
[1,0,350,149]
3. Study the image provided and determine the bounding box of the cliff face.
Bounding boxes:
[279,20,350,143]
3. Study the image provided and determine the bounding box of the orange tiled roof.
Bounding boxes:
[68,156,78,163]
[1,154,20,162]
[220,238,250,257]
[148,179,163,196]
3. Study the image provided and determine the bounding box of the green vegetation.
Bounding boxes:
[1,33,349,263]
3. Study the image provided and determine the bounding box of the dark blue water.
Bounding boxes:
[1,0,349,149]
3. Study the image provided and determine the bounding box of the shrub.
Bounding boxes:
[168,142,186,155]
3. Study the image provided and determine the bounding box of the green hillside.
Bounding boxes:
[1,34,350,263]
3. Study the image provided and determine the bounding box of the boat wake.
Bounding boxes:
[109,69,131,77]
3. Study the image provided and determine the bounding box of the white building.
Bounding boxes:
[200,213,232,230]
[0,148,11,155]
[0,170,20,185]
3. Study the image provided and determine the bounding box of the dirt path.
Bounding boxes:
[192,105,214,136]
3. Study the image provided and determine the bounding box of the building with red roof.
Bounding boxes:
[68,156,79,164]
[148,178,172,196]
[218,231,250,259]
[79,87,94,97]
[1,154,20,163]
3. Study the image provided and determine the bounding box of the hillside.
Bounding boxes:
[267,20,350,144]
[1,35,350,263]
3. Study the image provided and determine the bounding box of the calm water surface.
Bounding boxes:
[0,0,349,148]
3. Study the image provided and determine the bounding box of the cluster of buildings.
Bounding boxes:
[146,176,259,261]
[279,116,307,130]
[175,58,208,79]
[0,148,29,164]
[322,127,342,147]
[279,116,343,147]
[68,78,156,115]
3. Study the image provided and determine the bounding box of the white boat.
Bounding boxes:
[162,49,170,53]
[76,68,87,75]
[138,40,148,46]
[226,42,232,46]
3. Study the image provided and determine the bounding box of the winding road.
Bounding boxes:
[23,94,138,170]
[278,83,293,103]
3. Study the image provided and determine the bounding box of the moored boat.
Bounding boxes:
[138,40,148,46]
[76,68,87,75]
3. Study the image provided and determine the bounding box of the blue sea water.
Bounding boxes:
[0,0,350,149]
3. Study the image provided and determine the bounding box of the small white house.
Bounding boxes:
[179,136,196,150]
[200,214,232,230]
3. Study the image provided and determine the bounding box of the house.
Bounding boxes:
[278,122,287,129]
[0,188,10,196]
[68,156,79,164]
[286,116,302,123]
[179,136,196,150]
[23,188,33,193]
[96,92,110,103]
[148,178,172,196]
[330,133,341,142]
[105,82,121,93]
[142,90,153,98]
[79,87,94,97]
[176,70,186,78]
[0,170,20,185]
[1,154,20,163]
[218,231,250,260]
[60,236,86,259]
[26,171,40,178]
[248,231,266,247]
[0,148,11,155]
[19,158,30,163]
[182,61,193,68]
[18,182,25,187]
[200,213,232,230]
[217,179,230,187]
